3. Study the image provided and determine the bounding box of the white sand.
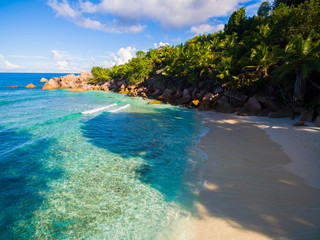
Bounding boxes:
[191,112,320,240]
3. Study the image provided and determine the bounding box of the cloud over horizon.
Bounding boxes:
[51,50,91,72]
[0,54,24,71]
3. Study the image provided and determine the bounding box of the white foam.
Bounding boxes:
[108,104,130,113]
[82,104,117,114]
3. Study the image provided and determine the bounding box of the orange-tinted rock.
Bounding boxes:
[25,83,35,88]
[42,79,60,90]
[148,100,163,104]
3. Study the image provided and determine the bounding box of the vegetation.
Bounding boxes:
[90,0,320,105]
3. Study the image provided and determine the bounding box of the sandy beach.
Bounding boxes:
[192,112,320,240]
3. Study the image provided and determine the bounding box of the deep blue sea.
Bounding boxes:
[0,73,205,239]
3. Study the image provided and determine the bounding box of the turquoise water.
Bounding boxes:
[0,73,205,239]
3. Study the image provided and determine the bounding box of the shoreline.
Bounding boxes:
[192,112,320,240]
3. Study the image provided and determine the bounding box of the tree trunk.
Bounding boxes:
[293,69,306,104]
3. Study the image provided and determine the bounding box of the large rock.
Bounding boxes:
[189,100,200,108]
[299,109,315,122]
[224,91,247,103]
[127,85,136,92]
[243,97,262,114]
[177,95,192,105]
[215,102,236,113]
[257,108,273,117]
[192,88,197,100]
[120,84,126,90]
[79,71,92,81]
[40,78,48,83]
[42,78,60,90]
[182,88,190,97]
[198,102,212,111]
[173,88,182,99]
[162,89,174,97]
[60,74,77,88]
[202,92,219,103]
[25,83,35,88]
[315,115,320,127]
[292,106,307,115]
[268,108,294,119]
[148,100,163,104]
[256,95,282,111]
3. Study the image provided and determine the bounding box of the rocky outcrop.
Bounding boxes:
[148,100,163,104]
[177,95,192,105]
[25,83,35,88]
[268,108,294,119]
[315,115,320,127]
[40,71,320,128]
[42,79,60,90]
[300,110,315,122]
[243,97,262,115]
[42,71,93,91]
[198,102,212,111]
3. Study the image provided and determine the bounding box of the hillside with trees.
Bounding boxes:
[88,0,320,122]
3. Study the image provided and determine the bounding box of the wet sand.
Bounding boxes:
[192,112,320,240]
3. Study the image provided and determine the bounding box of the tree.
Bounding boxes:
[270,0,320,46]
[258,1,271,17]
[273,0,306,7]
[276,32,320,103]
[224,7,247,35]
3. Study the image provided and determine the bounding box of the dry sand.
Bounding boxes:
[191,112,320,240]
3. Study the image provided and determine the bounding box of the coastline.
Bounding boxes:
[192,112,320,240]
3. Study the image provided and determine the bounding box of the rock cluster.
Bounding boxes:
[41,72,320,127]
[41,71,94,91]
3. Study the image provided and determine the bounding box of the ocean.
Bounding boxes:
[0,73,206,239]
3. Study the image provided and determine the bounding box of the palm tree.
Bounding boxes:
[248,42,279,78]
[277,32,320,103]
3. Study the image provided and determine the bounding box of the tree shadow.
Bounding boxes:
[0,127,63,239]
[81,108,202,212]
[196,115,320,240]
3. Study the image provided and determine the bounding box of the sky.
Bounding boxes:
[0,0,265,73]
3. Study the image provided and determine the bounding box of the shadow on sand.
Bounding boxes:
[196,115,320,240]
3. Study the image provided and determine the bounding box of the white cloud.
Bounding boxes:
[172,37,183,43]
[104,46,136,68]
[246,0,268,16]
[51,50,90,72]
[79,0,251,30]
[189,23,224,35]
[154,42,170,49]
[47,0,146,33]
[90,56,95,66]
[0,54,24,71]
[8,55,48,59]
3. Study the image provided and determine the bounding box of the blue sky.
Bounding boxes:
[0,0,264,73]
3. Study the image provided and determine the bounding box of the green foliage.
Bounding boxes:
[89,0,320,102]
[90,67,112,83]
[274,32,320,102]
[258,1,271,17]
[270,0,320,46]
[224,7,247,35]
[273,0,306,7]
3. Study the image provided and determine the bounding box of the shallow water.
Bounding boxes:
[0,73,205,239]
